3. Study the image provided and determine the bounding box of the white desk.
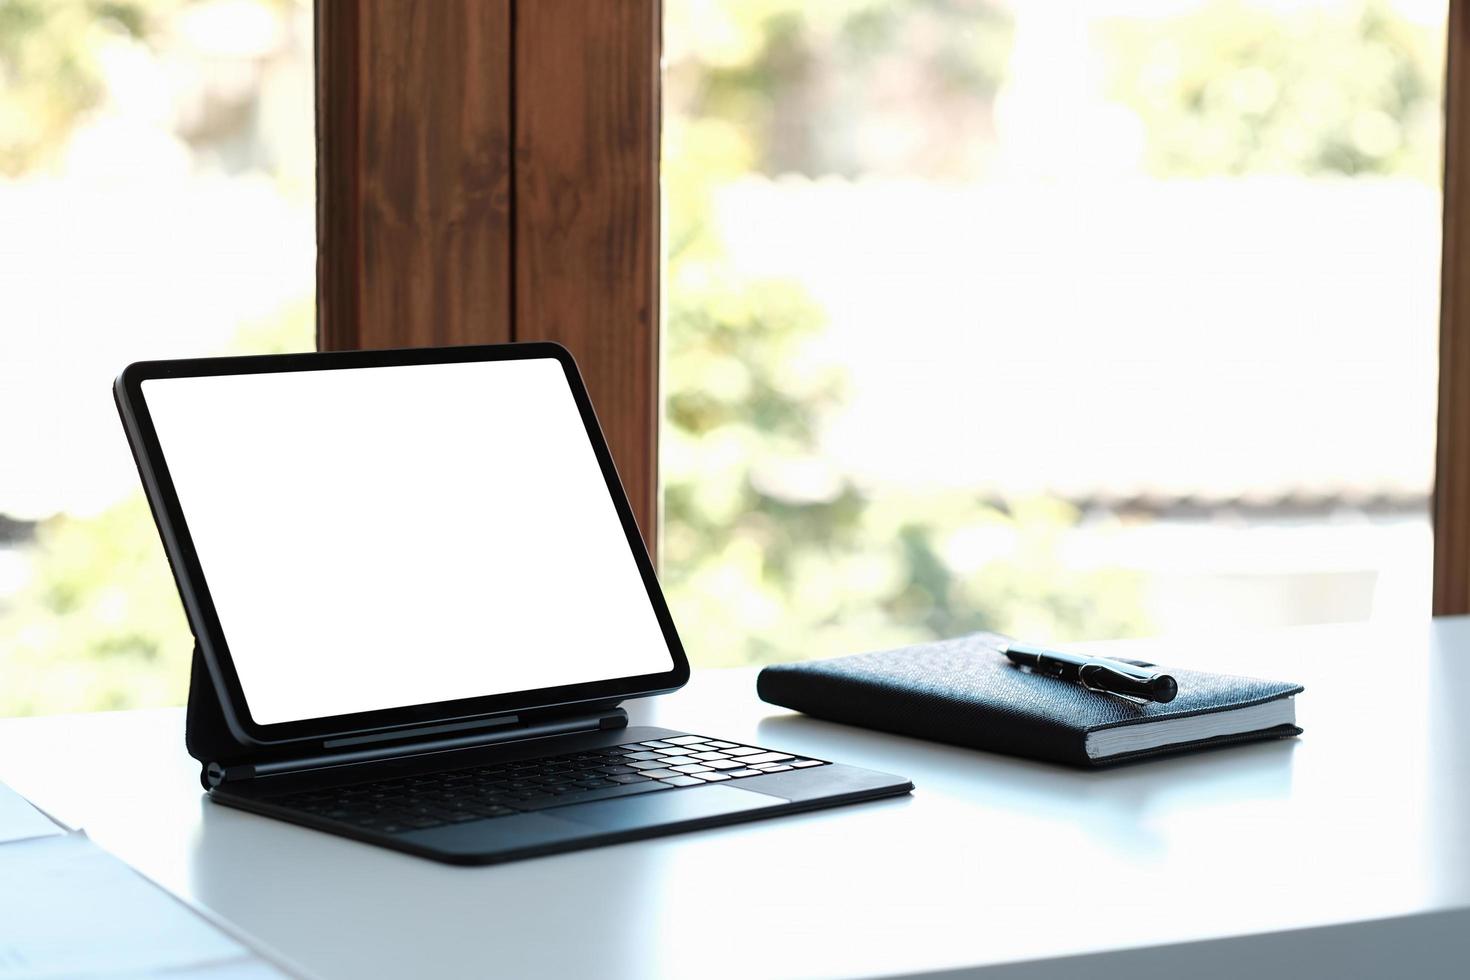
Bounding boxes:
[3,619,1470,979]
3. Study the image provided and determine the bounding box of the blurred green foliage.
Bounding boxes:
[0,494,189,714]
[0,303,313,716]
[666,0,1014,178]
[661,2,1148,666]
[1102,0,1444,180]
[0,0,303,175]
[0,1,179,175]
[0,0,308,715]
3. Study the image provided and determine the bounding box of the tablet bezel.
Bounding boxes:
[114,342,690,747]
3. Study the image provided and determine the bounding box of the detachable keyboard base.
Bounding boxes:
[212,725,914,865]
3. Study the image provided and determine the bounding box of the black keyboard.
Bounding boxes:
[271,734,828,835]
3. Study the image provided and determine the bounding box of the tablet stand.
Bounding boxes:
[185,641,256,786]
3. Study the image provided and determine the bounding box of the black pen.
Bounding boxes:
[1003,642,1178,704]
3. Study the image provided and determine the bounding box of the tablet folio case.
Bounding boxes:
[185,641,259,780]
[756,633,1303,768]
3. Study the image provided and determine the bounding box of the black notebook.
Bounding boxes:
[756,633,1303,767]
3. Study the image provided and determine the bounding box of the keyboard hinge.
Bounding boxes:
[204,707,628,788]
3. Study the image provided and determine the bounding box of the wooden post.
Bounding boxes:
[1437,0,1470,613]
[316,0,514,351]
[315,0,661,556]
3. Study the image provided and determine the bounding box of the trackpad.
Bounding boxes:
[553,785,784,831]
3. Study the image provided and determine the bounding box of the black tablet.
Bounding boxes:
[114,343,689,747]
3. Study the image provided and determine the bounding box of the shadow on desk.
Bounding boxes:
[184,796,679,978]
[757,712,1298,858]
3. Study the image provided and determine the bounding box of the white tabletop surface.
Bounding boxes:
[3,619,1470,979]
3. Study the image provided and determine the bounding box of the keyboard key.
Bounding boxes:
[481,793,522,807]
[345,814,388,828]
[598,765,637,775]
[692,772,730,781]
[663,735,708,745]
[691,751,727,761]
[608,773,652,784]
[724,747,761,757]
[705,741,737,749]
[706,760,743,770]
[465,803,515,818]
[513,794,560,809]
[761,765,793,772]
[671,764,713,774]
[660,776,704,787]
[628,760,670,770]
[723,769,762,778]
[514,780,669,810]
[791,760,824,768]
[639,740,673,748]
[737,752,794,765]
[624,751,663,761]
[654,746,696,757]
[639,769,680,779]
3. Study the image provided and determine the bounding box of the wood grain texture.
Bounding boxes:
[316,0,514,351]
[1437,0,1470,614]
[315,0,361,347]
[512,0,662,554]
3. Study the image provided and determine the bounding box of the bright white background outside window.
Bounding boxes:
[660,0,1446,666]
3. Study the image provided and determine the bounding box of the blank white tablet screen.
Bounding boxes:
[142,357,674,725]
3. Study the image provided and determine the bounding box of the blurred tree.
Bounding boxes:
[1101,0,1444,180]
[661,0,1446,665]
[1,0,306,177]
[661,2,1148,666]
[0,302,312,716]
[0,494,190,714]
[666,0,1014,179]
[0,0,167,175]
[0,0,310,715]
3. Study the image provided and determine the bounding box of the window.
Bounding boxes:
[0,0,314,714]
[3,0,1454,714]
[661,0,1447,665]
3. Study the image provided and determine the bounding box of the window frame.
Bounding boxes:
[1437,0,1470,614]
